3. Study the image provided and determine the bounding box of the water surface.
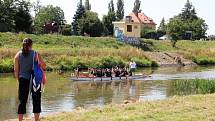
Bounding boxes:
[1,66,215,120]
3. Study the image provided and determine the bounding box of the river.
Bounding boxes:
[0,66,215,120]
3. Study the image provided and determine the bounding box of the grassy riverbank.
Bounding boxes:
[0,32,153,73]
[142,39,215,65]
[36,94,215,121]
[2,32,215,73]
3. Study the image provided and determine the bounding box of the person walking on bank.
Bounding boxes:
[14,38,46,121]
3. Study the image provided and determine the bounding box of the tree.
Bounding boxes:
[116,0,124,20]
[80,11,103,37]
[84,0,91,11]
[141,25,157,39]
[167,0,208,42]
[108,0,114,12]
[0,0,17,31]
[32,0,41,16]
[167,16,185,47]
[103,12,116,35]
[133,0,141,13]
[179,0,198,21]
[189,18,208,40]
[34,5,65,34]
[61,24,72,36]
[14,0,32,33]
[158,18,166,32]
[72,0,85,35]
[157,18,167,38]
[103,0,116,35]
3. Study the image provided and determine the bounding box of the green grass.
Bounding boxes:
[171,79,215,95]
[30,94,215,121]
[2,32,215,72]
[0,32,152,72]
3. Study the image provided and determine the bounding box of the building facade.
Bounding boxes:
[113,12,156,39]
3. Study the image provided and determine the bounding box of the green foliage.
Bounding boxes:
[53,56,152,71]
[60,24,72,36]
[103,0,117,36]
[103,12,116,36]
[108,0,114,13]
[141,25,157,39]
[189,18,208,40]
[0,0,33,32]
[132,0,141,13]
[193,57,215,65]
[72,0,85,35]
[116,0,124,21]
[167,0,208,42]
[179,0,198,21]
[34,5,65,34]
[0,0,16,31]
[131,57,152,67]
[167,17,184,40]
[167,16,185,47]
[0,58,13,73]
[80,11,104,37]
[98,56,126,68]
[84,0,91,11]
[0,33,152,72]
[157,18,166,38]
[14,0,32,33]
[171,79,215,95]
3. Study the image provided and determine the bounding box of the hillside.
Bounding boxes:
[0,32,152,73]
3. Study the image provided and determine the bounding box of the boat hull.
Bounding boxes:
[71,75,146,81]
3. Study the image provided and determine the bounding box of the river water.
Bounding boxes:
[1,66,215,120]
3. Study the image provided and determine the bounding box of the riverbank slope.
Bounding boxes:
[1,33,215,73]
[0,32,153,73]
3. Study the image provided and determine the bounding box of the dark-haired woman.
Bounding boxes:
[14,38,46,121]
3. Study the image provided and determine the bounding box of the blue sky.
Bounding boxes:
[31,0,215,35]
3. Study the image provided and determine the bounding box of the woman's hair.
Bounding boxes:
[22,38,33,56]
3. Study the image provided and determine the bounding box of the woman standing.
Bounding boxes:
[14,38,46,121]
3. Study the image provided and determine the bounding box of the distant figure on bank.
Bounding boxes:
[129,60,136,76]
[14,38,46,121]
[174,56,183,65]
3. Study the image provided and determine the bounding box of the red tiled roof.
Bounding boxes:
[128,12,156,25]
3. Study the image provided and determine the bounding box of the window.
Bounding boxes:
[127,25,132,32]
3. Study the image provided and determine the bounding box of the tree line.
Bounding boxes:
[146,0,208,45]
[0,0,208,41]
[0,0,125,36]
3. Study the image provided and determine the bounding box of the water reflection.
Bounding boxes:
[1,66,215,120]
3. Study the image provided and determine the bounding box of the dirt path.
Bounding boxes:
[144,52,197,67]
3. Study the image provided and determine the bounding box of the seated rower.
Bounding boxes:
[105,69,112,77]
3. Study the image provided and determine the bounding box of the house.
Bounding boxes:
[113,16,141,38]
[128,12,156,29]
[43,22,58,34]
[113,12,156,39]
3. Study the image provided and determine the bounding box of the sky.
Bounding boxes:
[31,0,215,35]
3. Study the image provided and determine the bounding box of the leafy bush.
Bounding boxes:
[131,57,152,67]
[193,57,215,65]
[0,58,13,73]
